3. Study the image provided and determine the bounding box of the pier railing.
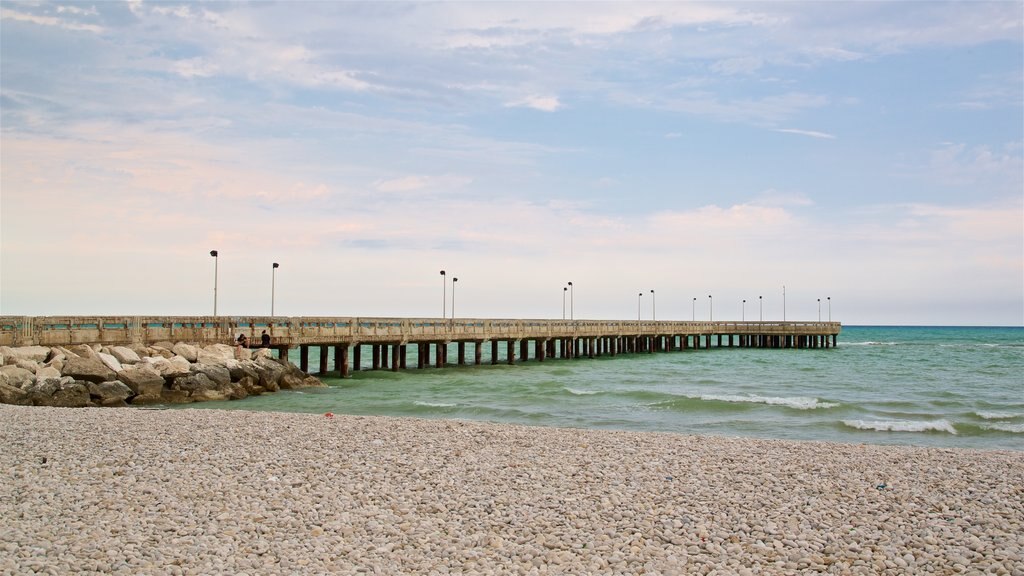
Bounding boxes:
[0,315,840,348]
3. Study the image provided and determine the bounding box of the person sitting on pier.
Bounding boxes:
[236,333,248,349]
[260,330,270,348]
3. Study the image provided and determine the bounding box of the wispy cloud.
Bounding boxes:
[506,95,562,112]
[773,128,837,140]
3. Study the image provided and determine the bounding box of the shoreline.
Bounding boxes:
[2,405,1022,574]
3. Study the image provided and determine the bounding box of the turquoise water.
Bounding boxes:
[181,326,1023,451]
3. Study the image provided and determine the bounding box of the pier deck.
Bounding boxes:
[0,316,841,377]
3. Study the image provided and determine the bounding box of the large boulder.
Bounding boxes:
[0,381,31,405]
[67,344,99,360]
[255,356,286,392]
[62,355,117,383]
[36,378,90,408]
[88,381,133,407]
[171,343,199,362]
[118,365,165,397]
[108,346,141,365]
[197,344,235,365]
[140,356,190,379]
[192,363,231,387]
[159,389,192,404]
[35,365,62,386]
[0,365,36,389]
[0,345,51,365]
[97,352,123,374]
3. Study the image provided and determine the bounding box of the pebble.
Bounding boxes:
[1,405,1022,575]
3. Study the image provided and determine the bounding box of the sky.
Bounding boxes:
[1,1,1022,326]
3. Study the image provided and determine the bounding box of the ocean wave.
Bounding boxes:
[564,387,600,396]
[975,411,1024,420]
[981,422,1024,434]
[842,419,957,435]
[698,394,839,410]
[844,341,899,346]
[413,400,457,408]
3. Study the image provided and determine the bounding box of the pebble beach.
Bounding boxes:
[2,406,1022,575]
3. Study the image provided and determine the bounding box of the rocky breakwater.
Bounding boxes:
[0,343,324,408]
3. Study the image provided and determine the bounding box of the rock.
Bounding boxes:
[108,346,141,364]
[0,365,36,389]
[0,381,31,405]
[192,363,231,387]
[172,343,199,362]
[35,365,62,385]
[149,346,174,359]
[62,355,117,383]
[159,389,192,404]
[191,388,230,402]
[0,345,51,364]
[255,357,286,391]
[67,344,99,360]
[140,356,190,379]
[38,379,90,408]
[251,347,274,360]
[171,373,219,396]
[129,393,164,405]
[45,348,66,363]
[88,380,133,406]
[197,344,235,365]
[15,360,40,373]
[97,352,123,374]
[118,366,165,397]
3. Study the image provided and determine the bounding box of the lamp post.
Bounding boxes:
[692,297,696,321]
[271,262,279,316]
[452,277,458,323]
[210,250,218,316]
[650,289,656,321]
[759,295,763,322]
[783,285,787,321]
[818,298,821,322]
[742,299,746,321]
[563,287,567,320]
[567,282,574,320]
[440,270,446,319]
[638,292,643,322]
[708,294,713,322]
[828,297,832,322]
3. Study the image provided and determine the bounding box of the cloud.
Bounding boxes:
[773,128,837,140]
[506,95,562,112]
[0,7,103,33]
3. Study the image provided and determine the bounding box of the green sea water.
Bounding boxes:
[181,326,1023,451]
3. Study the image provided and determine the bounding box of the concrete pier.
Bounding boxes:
[0,316,842,377]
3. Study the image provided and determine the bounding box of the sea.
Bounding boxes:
[181,326,1023,451]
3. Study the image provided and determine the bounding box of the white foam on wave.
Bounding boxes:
[981,422,1024,433]
[975,411,1024,420]
[414,400,457,408]
[565,387,599,395]
[699,394,839,410]
[842,419,958,435]
[845,341,898,346]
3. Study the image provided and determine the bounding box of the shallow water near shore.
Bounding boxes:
[180,326,1024,451]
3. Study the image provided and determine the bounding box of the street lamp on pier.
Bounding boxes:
[818,298,821,322]
[828,297,832,322]
[742,299,746,321]
[650,289,656,321]
[440,270,446,319]
[452,277,458,323]
[692,297,696,321]
[563,287,567,320]
[210,250,219,316]
[567,282,574,320]
[759,296,763,322]
[708,294,713,322]
[271,262,279,316]
[638,292,643,322]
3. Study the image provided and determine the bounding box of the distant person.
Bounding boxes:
[236,333,248,349]
[261,330,270,348]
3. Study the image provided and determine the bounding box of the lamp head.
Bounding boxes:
[210,250,218,257]
[273,262,279,269]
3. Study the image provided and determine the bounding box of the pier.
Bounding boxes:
[1,316,840,378]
